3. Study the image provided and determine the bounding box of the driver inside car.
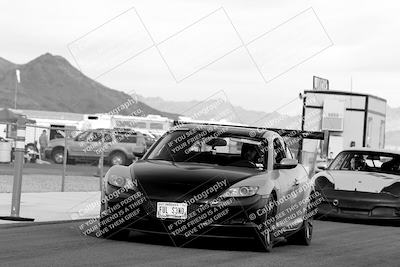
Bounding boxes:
[242,143,259,162]
[351,155,367,171]
[231,143,264,168]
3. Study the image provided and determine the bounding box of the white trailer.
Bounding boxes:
[2,109,83,146]
[301,90,386,159]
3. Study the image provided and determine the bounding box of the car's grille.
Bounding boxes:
[188,203,207,214]
[141,200,156,217]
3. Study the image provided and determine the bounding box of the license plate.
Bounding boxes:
[156,202,187,220]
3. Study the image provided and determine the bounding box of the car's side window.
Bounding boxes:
[273,138,286,164]
[116,134,137,144]
[76,131,89,142]
[90,132,102,142]
[285,143,293,159]
[103,133,112,143]
[85,132,95,142]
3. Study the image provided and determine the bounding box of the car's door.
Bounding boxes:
[112,132,136,157]
[273,137,299,229]
[101,132,113,157]
[85,131,103,158]
[69,131,91,157]
[284,141,309,227]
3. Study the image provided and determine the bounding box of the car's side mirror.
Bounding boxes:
[274,158,298,169]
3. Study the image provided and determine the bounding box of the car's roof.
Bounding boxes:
[171,123,276,139]
[89,128,137,133]
[342,147,400,156]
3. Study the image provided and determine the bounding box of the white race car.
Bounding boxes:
[313,148,400,221]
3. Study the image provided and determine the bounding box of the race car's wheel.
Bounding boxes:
[52,148,64,164]
[256,193,277,252]
[287,193,314,246]
[287,215,313,245]
[110,151,127,166]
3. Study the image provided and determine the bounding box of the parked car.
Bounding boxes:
[100,124,317,252]
[45,129,146,165]
[313,148,400,221]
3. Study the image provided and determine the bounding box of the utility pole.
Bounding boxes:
[0,117,34,221]
[0,70,34,222]
[14,69,20,109]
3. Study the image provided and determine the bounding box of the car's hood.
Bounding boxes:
[327,170,400,193]
[131,160,261,202]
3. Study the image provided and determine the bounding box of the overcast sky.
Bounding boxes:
[1,0,399,114]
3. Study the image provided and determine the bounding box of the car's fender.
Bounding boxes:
[312,170,335,185]
[51,145,66,153]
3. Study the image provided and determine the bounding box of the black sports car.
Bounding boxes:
[99,124,318,252]
[313,148,400,221]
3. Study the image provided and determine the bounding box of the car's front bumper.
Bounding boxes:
[117,215,259,239]
[317,189,400,221]
[101,185,268,239]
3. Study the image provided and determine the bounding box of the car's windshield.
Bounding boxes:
[146,128,267,169]
[329,151,400,175]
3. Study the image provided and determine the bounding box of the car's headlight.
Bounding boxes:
[221,186,259,198]
[108,174,135,189]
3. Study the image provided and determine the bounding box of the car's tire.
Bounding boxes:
[287,193,314,246]
[99,203,129,239]
[287,216,313,246]
[255,193,277,252]
[52,148,65,164]
[109,151,127,166]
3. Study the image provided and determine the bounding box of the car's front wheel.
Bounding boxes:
[287,194,314,246]
[287,215,313,245]
[52,148,64,164]
[255,193,277,252]
[99,203,130,239]
[109,151,127,166]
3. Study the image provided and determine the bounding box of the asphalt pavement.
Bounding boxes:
[0,219,399,267]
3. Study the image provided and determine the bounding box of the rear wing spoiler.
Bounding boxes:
[172,120,324,140]
[265,128,324,140]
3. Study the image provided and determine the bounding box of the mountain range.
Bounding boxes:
[0,53,179,119]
